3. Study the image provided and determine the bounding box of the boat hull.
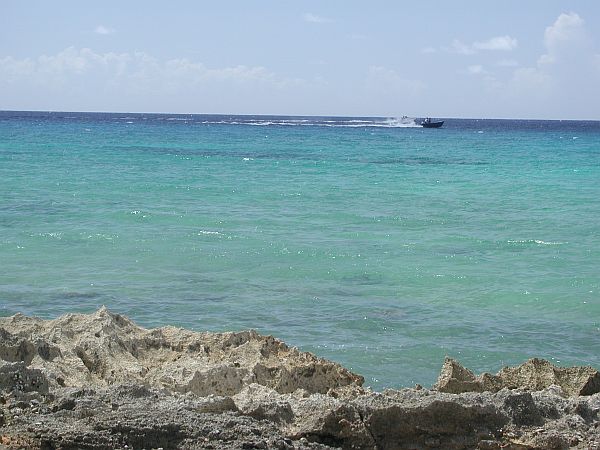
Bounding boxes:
[421,121,444,128]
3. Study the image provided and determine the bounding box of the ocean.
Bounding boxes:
[1,111,599,389]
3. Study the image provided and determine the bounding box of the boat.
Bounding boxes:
[421,117,444,128]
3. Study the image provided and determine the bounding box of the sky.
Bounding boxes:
[1,1,599,119]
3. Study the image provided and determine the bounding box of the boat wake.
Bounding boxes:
[381,117,421,128]
[197,116,421,128]
[83,112,423,129]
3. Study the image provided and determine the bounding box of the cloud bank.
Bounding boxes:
[0,47,308,113]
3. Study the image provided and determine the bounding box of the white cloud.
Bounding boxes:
[449,35,518,54]
[544,12,584,48]
[467,65,486,75]
[539,12,587,65]
[303,13,332,24]
[421,46,436,54]
[450,39,476,55]
[473,35,518,51]
[94,25,115,35]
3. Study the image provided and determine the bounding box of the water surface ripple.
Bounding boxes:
[1,111,599,388]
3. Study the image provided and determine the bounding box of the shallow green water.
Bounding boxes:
[1,112,599,389]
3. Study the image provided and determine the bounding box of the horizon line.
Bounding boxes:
[1,109,598,122]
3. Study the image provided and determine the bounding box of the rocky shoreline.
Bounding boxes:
[1,308,599,449]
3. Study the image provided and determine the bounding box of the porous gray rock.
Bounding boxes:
[233,383,294,423]
[1,309,600,450]
[0,362,49,396]
[286,393,375,448]
[352,389,508,449]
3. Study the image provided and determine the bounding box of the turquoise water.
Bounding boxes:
[1,111,599,389]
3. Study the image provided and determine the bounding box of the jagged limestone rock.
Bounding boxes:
[497,358,600,396]
[434,357,600,396]
[0,307,363,396]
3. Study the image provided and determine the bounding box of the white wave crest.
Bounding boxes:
[507,239,567,245]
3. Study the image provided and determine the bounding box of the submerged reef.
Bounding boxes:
[1,308,599,449]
